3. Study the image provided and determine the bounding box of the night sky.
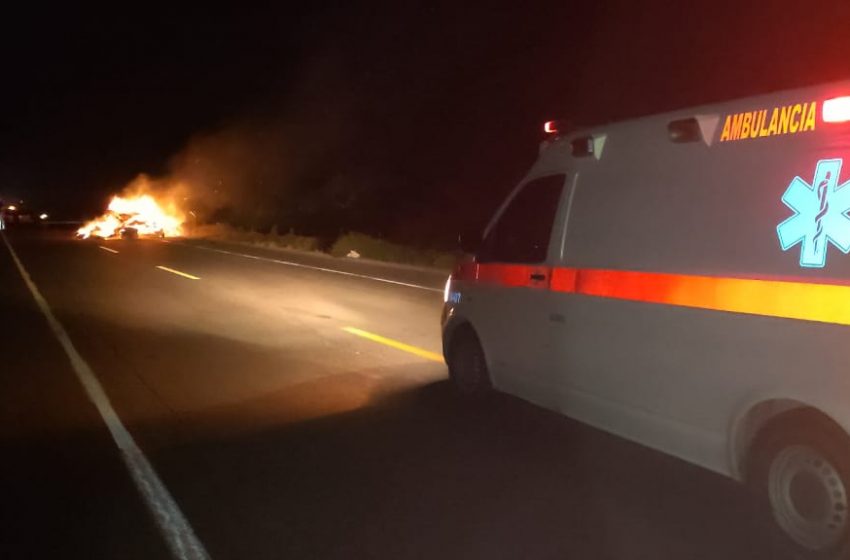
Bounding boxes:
[3,1,850,246]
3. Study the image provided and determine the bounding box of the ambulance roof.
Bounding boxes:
[532,78,850,177]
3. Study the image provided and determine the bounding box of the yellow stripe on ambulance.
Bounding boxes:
[719,101,817,142]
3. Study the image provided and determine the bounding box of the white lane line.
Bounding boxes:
[1,233,210,560]
[156,265,201,280]
[99,245,119,254]
[186,244,442,293]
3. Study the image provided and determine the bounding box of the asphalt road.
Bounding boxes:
[1,226,788,559]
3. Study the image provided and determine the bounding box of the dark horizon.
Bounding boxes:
[3,1,850,246]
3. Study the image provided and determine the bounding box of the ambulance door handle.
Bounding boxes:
[529,273,546,281]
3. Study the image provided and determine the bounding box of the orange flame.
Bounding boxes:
[77,193,184,239]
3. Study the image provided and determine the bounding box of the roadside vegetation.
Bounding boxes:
[188,224,455,269]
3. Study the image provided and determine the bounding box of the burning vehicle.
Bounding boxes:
[77,194,183,240]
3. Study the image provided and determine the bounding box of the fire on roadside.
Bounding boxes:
[77,193,184,240]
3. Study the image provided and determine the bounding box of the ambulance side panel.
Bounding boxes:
[550,104,850,477]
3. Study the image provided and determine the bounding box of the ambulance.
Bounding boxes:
[441,81,850,558]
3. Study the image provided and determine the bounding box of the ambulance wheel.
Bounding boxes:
[748,410,850,559]
[447,325,491,394]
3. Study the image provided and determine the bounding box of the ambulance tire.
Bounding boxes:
[748,410,850,560]
[447,325,492,395]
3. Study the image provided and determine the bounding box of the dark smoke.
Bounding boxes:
[119,0,850,250]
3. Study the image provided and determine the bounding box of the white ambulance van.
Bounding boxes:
[442,81,850,558]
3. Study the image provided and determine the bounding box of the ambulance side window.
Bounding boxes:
[478,174,565,264]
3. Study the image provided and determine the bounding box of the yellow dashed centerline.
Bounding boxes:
[156,265,200,280]
[342,326,443,362]
[98,246,119,254]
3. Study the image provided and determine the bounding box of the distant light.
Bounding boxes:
[7,205,17,211]
[823,96,850,123]
[39,213,48,220]
[543,120,559,135]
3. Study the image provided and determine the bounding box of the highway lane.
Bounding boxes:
[12,230,446,446]
[0,230,170,559]
[3,227,789,559]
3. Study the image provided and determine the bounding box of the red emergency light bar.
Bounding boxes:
[543,120,560,134]
[823,96,850,123]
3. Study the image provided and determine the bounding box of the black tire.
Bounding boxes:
[446,326,491,394]
[748,410,850,560]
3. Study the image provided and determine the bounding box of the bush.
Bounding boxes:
[330,232,453,268]
[190,224,451,269]
[273,229,321,252]
[188,223,320,252]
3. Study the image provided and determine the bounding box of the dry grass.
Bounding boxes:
[187,224,453,269]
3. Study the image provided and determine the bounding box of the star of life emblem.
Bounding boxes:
[777,158,850,268]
